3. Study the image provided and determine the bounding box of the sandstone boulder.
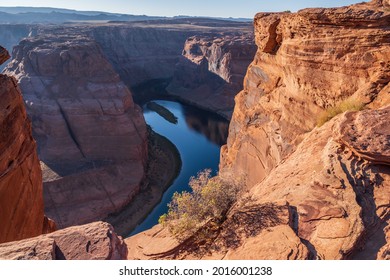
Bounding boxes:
[0,222,127,260]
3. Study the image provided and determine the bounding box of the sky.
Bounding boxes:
[0,0,368,18]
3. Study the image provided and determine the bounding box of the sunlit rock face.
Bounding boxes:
[167,32,256,118]
[221,0,390,187]
[125,0,390,260]
[0,46,55,244]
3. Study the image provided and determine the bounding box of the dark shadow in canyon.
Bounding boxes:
[183,105,229,146]
[131,78,230,146]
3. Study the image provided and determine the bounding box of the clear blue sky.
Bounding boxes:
[0,0,368,18]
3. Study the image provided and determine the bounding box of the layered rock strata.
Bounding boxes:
[166,33,256,118]
[4,19,255,228]
[220,0,390,187]
[91,20,255,117]
[126,0,390,260]
[0,24,33,71]
[0,222,127,260]
[4,35,148,228]
[0,46,54,243]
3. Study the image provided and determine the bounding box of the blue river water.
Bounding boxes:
[130,100,228,235]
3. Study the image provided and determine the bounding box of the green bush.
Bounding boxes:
[159,169,241,241]
[317,97,364,127]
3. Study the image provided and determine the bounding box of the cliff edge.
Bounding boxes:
[0,46,55,244]
[126,0,390,260]
[220,0,389,187]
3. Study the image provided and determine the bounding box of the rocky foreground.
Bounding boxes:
[0,222,127,260]
[126,0,390,260]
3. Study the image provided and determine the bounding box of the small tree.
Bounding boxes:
[159,169,241,241]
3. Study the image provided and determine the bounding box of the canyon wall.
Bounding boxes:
[128,106,390,260]
[0,24,34,71]
[91,25,196,87]
[167,33,256,118]
[4,34,148,229]
[90,20,255,117]
[126,0,390,260]
[3,20,254,228]
[0,46,54,244]
[220,0,390,187]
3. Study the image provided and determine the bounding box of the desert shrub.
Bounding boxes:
[159,169,241,241]
[317,97,364,127]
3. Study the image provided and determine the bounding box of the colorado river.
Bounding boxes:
[130,100,229,235]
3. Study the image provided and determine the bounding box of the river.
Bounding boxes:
[130,100,229,235]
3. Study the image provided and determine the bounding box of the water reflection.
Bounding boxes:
[130,100,229,235]
[183,106,229,146]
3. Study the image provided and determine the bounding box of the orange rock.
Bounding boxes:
[0,49,54,243]
[0,46,10,64]
[125,0,389,260]
[0,222,127,260]
[220,0,390,187]
[167,33,256,118]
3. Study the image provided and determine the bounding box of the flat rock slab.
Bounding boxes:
[0,222,127,260]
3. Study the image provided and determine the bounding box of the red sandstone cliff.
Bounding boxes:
[220,0,390,187]
[125,0,390,260]
[0,46,55,244]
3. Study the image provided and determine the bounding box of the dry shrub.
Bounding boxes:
[317,97,364,126]
[159,169,241,241]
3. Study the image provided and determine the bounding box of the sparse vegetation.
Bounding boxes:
[317,97,364,127]
[159,169,241,241]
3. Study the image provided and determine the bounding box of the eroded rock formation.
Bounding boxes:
[90,20,255,118]
[0,24,33,71]
[0,222,127,260]
[126,106,390,260]
[220,0,390,187]
[126,0,390,260]
[0,46,54,244]
[167,33,256,118]
[4,35,148,228]
[3,19,255,228]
